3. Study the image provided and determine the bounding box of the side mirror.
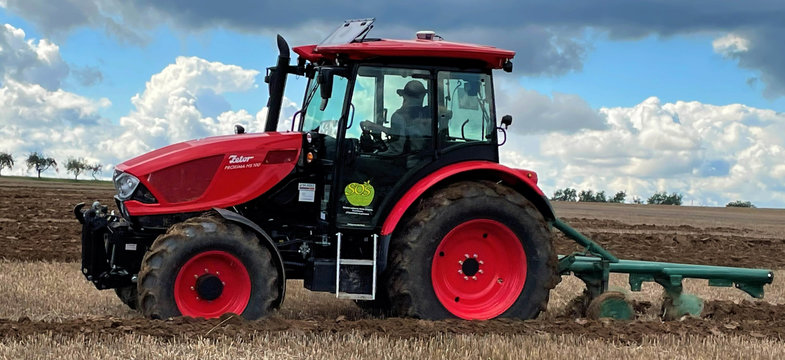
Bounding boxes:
[503,60,513,73]
[319,71,334,111]
[318,67,349,111]
[501,115,512,129]
[234,124,246,134]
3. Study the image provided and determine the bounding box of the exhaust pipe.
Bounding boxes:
[264,35,291,132]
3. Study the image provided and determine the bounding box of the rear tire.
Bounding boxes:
[137,214,279,319]
[386,181,559,320]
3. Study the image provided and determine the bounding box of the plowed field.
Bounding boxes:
[1,177,784,358]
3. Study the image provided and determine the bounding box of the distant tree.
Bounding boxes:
[578,189,594,202]
[26,152,57,179]
[551,188,577,202]
[578,189,607,202]
[65,158,90,180]
[647,191,683,205]
[609,191,627,204]
[0,152,13,176]
[89,164,103,180]
[726,200,755,208]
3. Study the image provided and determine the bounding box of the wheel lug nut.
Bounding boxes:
[463,276,469,280]
[204,268,209,273]
[497,278,504,284]
[458,270,463,274]
[464,254,470,259]
[190,286,195,291]
[479,260,484,265]
[216,271,220,276]
[472,276,477,280]
[222,282,225,286]
[473,254,478,258]
[458,260,463,265]
[478,269,484,274]
[194,275,198,279]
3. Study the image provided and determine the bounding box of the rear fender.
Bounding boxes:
[380,161,555,237]
[212,208,286,309]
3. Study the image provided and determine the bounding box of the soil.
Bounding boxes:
[1,177,784,341]
[1,301,784,343]
[0,178,114,262]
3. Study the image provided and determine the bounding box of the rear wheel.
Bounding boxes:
[137,214,279,319]
[386,181,559,320]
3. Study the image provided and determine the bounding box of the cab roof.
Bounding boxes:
[292,39,516,69]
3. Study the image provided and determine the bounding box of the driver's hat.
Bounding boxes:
[397,80,426,98]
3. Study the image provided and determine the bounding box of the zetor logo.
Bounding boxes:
[228,155,254,164]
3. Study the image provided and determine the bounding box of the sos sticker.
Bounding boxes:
[344,181,375,207]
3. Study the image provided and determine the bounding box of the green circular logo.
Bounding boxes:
[345,181,375,207]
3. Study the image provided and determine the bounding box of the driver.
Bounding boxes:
[361,80,429,155]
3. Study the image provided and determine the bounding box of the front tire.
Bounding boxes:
[386,181,558,320]
[137,214,279,319]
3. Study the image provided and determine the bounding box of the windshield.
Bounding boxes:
[300,69,349,138]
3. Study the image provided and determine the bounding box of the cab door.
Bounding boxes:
[334,66,435,230]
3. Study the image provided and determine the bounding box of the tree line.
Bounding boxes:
[551,187,755,207]
[0,152,102,180]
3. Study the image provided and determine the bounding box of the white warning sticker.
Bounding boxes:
[298,183,316,202]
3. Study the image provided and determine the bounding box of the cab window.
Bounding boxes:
[301,71,349,138]
[437,72,494,147]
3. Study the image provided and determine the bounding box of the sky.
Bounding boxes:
[0,1,784,208]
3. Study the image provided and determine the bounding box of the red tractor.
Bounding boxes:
[76,19,772,321]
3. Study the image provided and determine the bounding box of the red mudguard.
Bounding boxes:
[380,161,550,236]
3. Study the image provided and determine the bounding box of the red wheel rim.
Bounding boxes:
[174,250,251,318]
[431,219,527,320]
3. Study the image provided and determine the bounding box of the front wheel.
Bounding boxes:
[386,181,559,320]
[137,214,280,319]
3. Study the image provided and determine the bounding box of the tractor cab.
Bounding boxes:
[267,19,515,233]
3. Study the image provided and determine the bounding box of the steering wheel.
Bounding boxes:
[360,120,388,153]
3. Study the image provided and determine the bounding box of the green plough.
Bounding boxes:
[552,219,774,320]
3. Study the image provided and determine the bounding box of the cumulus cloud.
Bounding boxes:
[0,24,112,177]
[0,24,69,90]
[501,96,785,207]
[111,56,262,158]
[0,79,114,177]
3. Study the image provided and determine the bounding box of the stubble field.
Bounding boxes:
[0,177,784,359]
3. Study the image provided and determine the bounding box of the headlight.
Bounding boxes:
[113,170,140,201]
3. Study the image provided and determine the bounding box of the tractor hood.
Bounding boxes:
[115,132,302,216]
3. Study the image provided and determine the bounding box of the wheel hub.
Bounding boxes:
[195,274,224,301]
[461,257,480,277]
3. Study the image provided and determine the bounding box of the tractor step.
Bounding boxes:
[335,233,377,300]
